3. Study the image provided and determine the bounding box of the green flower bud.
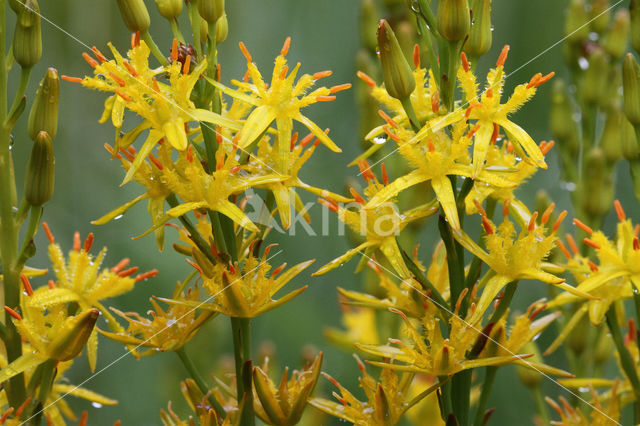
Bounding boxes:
[199,16,209,41]
[622,115,639,160]
[8,0,22,13]
[216,14,228,43]
[603,10,630,60]
[581,148,614,218]
[154,0,182,20]
[437,0,470,42]
[465,0,492,58]
[600,107,624,164]
[198,0,224,23]
[28,68,59,141]
[12,0,41,68]
[590,0,611,34]
[25,131,55,206]
[48,308,99,361]
[515,342,543,389]
[116,0,150,33]
[623,53,640,126]
[583,48,609,106]
[632,0,640,52]
[377,19,415,100]
[550,79,580,156]
[565,0,589,45]
[360,0,378,52]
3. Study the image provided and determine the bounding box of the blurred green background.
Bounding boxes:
[7,0,639,424]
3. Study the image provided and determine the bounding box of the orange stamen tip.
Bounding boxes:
[633,237,639,251]
[541,203,556,224]
[427,139,435,152]
[384,125,401,142]
[123,60,138,76]
[553,210,567,232]
[490,123,499,144]
[556,240,572,259]
[300,132,315,147]
[115,90,131,102]
[502,199,511,217]
[473,199,487,216]
[84,233,94,252]
[319,198,339,213]
[482,216,494,234]
[526,73,542,89]
[134,269,158,282]
[152,77,160,93]
[465,103,482,118]
[109,72,126,87]
[61,75,83,83]
[148,153,163,170]
[378,109,398,128]
[79,411,88,426]
[4,306,22,321]
[461,52,470,72]
[187,145,194,163]
[183,55,191,74]
[91,46,107,63]
[118,266,139,278]
[281,36,291,56]
[566,234,579,254]
[48,280,55,289]
[134,31,141,47]
[588,260,599,272]
[506,141,514,153]
[413,43,421,68]
[614,200,626,222]
[73,231,81,251]
[467,123,481,139]
[583,238,601,250]
[111,258,130,273]
[42,222,54,243]
[486,88,494,98]
[15,398,32,418]
[349,188,366,205]
[316,95,336,102]
[535,72,555,87]
[432,91,440,114]
[171,38,179,61]
[82,52,98,68]
[455,288,469,313]
[279,65,289,80]
[541,140,555,155]
[381,163,389,185]
[356,70,376,88]
[528,211,539,231]
[239,41,252,62]
[573,218,593,234]
[330,83,351,94]
[272,263,286,277]
[20,274,33,297]
[313,70,333,80]
[263,243,279,258]
[497,45,510,67]
[529,304,546,320]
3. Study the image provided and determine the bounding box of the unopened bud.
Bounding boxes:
[465,0,492,58]
[565,0,590,45]
[199,17,209,41]
[377,20,415,100]
[28,68,59,141]
[623,53,640,126]
[395,21,415,60]
[12,0,41,68]
[360,0,378,52]
[622,115,639,160]
[198,0,224,23]
[600,107,624,164]
[8,0,22,13]
[581,148,614,218]
[154,0,182,20]
[550,79,579,156]
[437,0,470,42]
[590,0,611,34]
[631,0,640,52]
[583,48,608,106]
[216,14,228,43]
[116,0,150,33]
[48,308,99,361]
[515,342,543,388]
[25,131,54,206]
[604,10,630,60]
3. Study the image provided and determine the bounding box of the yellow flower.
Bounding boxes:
[545,383,621,426]
[313,161,439,278]
[67,40,240,184]
[207,37,345,173]
[100,283,215,356]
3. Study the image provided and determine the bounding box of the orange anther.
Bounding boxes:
[614,200,626,222]
[541,202,555,224]
[529,304,546,320]
[300,132,315,147]
[183,55,191,74]
[118,266,139,278]
[42,222,54,243]
[490,123,499,144]
[48,280,55,289]
[134,269,159,282]
[566,234,579,255]
[111,258,130,273]
[381,162,389,185]
[148,153,163,170]
[264,243,279,258]
[123,60,138,76]
[573,218,593,234]
[461,52,470,72]
[350,188,366,205]
[109,72,126,87]
[243,69,250,82]
[535,72,555,87]
[115,90,131,102]
[330,83,351,94]
[15,397,32,418]
[279,65,289,80]
[506,141,514,153]
[358,159,376,181]
[171,38,179,61]
[230,165,242,174]
[272,263,287,277]
[61,75,83,83]
[432,91,440,113]
[528,211,539,232]
[84,232,94,252]
[583,238,601,250]
[318,198,339,213]
[486,88,494,98]
[82,52,98,68]
[526,73,542,89]
[427,139,435,152]
[635,224,640,236]
[73,231,81,251]
[629,319,637,343]
[152,77,160,92]
[467,123,481,139]
[482,216,494,234]
[316,95,336,102]
[4,306,22,321]
[0,408,13,423]
[473,199,487,216]
[540,140,555,155]
[465,103,482,118]
[79,411,88,426]
[281,36,291,56]
[497,45,510,67]
[503,199,511,217]
[20,275,33,297]
[553,210,567,232]
[413,43,421,68]
[588,260,599,272]
[556,240,572,259]
[633,237,639,251]
[91,46,107,63]
[378,109,398,128]
[313,70,333,80]
[539,141,547,152]
[455,288,469,313]
[239,41,252,62]
[356,70,376,88]
[187,145,194,163]
[384,126,402,142]
[290,132,299,150]
[132,31,140,48]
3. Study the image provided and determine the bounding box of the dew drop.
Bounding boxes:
[114,214,124,221]
[578,57,589,70]
[92,402,103,408]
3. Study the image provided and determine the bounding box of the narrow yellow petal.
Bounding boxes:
[237,105,276,148]
[431,176,460,230]
[294,113,342,152]
[217,200,259,232]
[366,169,428,208]
[497,118,547,168]
[472,121,494,178]
[92,194,147,225]
[121,131,163,185]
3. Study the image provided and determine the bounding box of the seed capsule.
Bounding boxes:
[600,107,624,164]
[116,0,150,33]
[198,0,225,23]
[25,131,54,206]
[13,0,41,68]
[590,0,611,34]
[465,0,492,58]
[216,14,228,43]
[28,68,59,141]
[583,48,609,106]
[377,20,415,101]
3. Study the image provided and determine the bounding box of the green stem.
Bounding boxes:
[416,0,438,37]
[231,317,254,426]
[438,215,465,314]
[414,15,440,83]
[169,18,185,44]
[29,358,56,425]
[400,97,421,132]
[472,367,497,426]
[15,205,41,271]
[187,1,202,59]
[7,65,30,124]
[439,376,453,421]
[606,303,640,423]
[166,194,217,264]
[532,385,550,426]
[442,40,461,112]
[175,347,226,420]
[141,30,168,66]
[0,0,27,408]
[488,281,518,323]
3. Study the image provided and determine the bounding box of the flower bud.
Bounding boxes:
[198,0,224,23]
[580,148,613,218]
[360,0,378,52]
[590,0,611,34]
[28,68,59,141]
[154,0,182,20]
[8,0,22,13]
[603,10,630,60]
[622,115,639,160]
[550,79,580,156]
[565,0,589,45]
[600,107,624,164]
[583,48,609,106]
[465,0,492,58]
[25,131,54,206]
[199,16,209,41]
[216,14,228,43]
[12,0,41,68]
[437,0,470,42]
[116,0,150,33]
[515,342,543,389]
[48,308,99,361]
[631,0,640,52]
[623,53,640,126]
[377,20,415,101]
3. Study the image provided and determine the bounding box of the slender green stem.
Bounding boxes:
[414,16,440,83]
[400,246,449,320]
[29,358,56,425]
[606,303,640,423]
[231,317,254,426]
[400,97,421,132]
[442,40,461,111]
[187,1,202,59]
[472,366,497,426]
[416,0,438,37]
[7,65,30,124]
[15,205,41,271]
[438,215,465,313]
[141,30,168,66]
[532,385,550,426]
[488,281,518,323]
[439,377,453,421]
[175,347,226,419]
[169,18,185,44]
